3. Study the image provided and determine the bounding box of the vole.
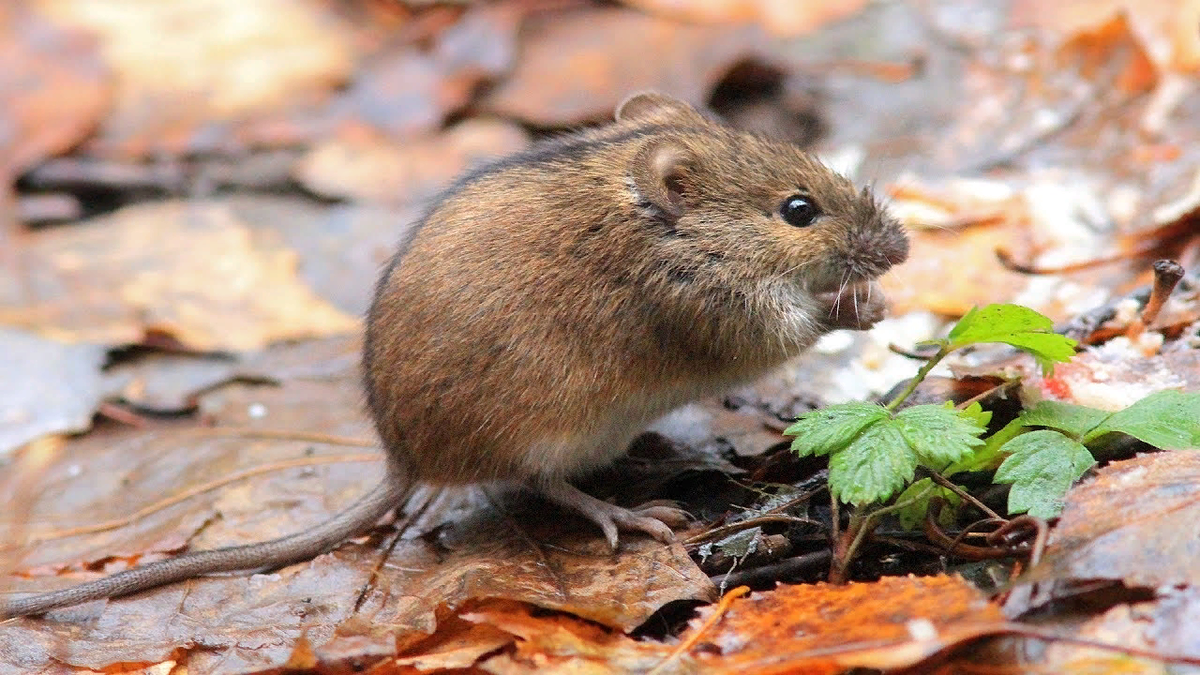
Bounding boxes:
[2,92,908,618]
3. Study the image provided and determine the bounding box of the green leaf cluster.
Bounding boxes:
[787,402,986,506]
[783,301,1200,526]
[997,390,1200,517]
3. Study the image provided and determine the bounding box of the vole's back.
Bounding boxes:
[365,123,709,485]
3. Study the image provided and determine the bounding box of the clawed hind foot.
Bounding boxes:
[535,481,690,549]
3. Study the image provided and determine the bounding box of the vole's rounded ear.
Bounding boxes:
[616,91,708,126]
[630,138,696,218]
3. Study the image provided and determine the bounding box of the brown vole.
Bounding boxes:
[2,92,908,618]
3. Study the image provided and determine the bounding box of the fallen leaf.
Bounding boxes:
[1010,0,1200,71]
[0,201,360,351]
[458,599,673,674]
[1038,588,1200,670]
[880,212,1035,317]
[36,0,355,158]
[0,328,119,455]
[225,196,422,317]
[1037,338,1200,411]
[392,613,516,671]
[1,338,714,673]
[295,118,529,204]
[1021,452,1200,590]
[0,5,109,178]
[689,575,1006,673]
[482,6,767,125]
[619,0,869,37]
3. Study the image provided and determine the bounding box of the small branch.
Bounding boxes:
[187,426,375,447]
[885,345,950,411]
[925,470,1003,521]
[684,515,821,549]
[1128,259,1185,340]
[648,585,751,674]
[710,550,831,588]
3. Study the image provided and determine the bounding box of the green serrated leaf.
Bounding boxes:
[1020,400,1111,439]
[958,401,993,430]
[945,304,1077,375]
[786,402,889,457]
[948,304,1053,345]
[895,478,960,531]
[945,416,1026,476]
[946,305,982,342]
[829,420,916,506]
[1085,390,1200,449]
[894,403,986,467]
[987,332,1078,374]
[994,430,1095,518]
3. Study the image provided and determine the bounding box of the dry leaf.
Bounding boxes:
[619,0,868,37]
[0,328,118,454]
[0,201,359,350]
[482,7,767,125]
[36,0,354,157]
[0,5,108,178]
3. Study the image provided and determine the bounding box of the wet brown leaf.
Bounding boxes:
[1038,588,1200,670]
[391,613,516,671]
[689,575,1006,673]
[459,599,673,674]
[482,6,767,125]
[622,0,868,37]
[0,6,108,179]
[1019,452,1200,589]
[36,0,355,158]
[0,328,118,454]
[0,201,359,351]
[1,339,713,673]
[295,118,529,204]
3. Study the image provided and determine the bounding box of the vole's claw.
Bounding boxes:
[536,481,686,549]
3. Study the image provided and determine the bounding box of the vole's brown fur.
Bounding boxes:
[3,93,907,618]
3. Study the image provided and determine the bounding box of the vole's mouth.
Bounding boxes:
[807,273,877,296]
[813,279,882,304]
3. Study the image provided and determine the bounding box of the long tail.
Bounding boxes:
[2,471,412,618]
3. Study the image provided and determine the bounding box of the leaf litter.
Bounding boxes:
[2,0,1200,673]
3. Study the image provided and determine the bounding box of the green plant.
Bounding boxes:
[784,303,1200,580]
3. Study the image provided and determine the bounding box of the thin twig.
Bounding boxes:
[647,585,750,675]
[186,426,375,447]
[925,470,1003,521]
[684,515,820,548]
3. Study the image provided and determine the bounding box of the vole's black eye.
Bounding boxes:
[780,194,820,227]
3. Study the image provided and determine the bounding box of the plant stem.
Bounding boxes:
[829,484,936,583]
[885,344,951,411]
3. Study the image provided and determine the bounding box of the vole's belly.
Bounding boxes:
[515,372,750,481]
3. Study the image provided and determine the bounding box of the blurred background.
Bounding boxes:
[2,2,1200,672]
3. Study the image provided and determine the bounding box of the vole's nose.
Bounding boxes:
[886,225,910,266]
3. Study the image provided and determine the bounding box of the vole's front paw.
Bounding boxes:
[816,281,888,331]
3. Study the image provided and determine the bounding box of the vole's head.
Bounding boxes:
[615,92,909,301]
